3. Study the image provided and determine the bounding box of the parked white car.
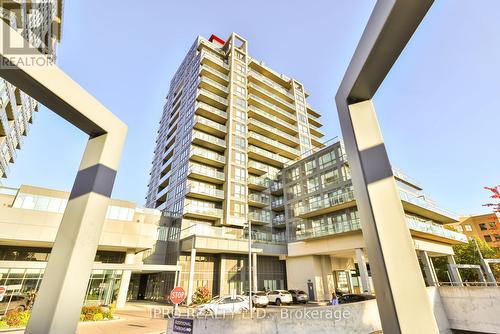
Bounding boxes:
[266,290,293,306]
[243,291,269,308]
[195,296,250,315]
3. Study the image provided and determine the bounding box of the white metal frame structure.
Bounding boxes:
[0,19,127,334]
[335,0,439,333]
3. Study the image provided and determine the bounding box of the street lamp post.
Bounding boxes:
[247,220,253,318]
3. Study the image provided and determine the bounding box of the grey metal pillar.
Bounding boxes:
[447,255,463,286]
[356,248,372,293]
[419,251,438,286]
[335,1,439,333]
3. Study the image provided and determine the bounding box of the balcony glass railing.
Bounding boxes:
[248,94,295,122]
[294,218,361,241]
[249,211,272,224]
[190,147,225,164]
[248,105,297,133]
[248,193,270,205]
[249,118,298,144]
[194,115,227,133]
[248,132,300,156]
[197,89,228,105]
[247,160,280,178]
[186,184,224,198]
[249,58,291,83]
[248,69,295,99]
[183,204,223,218]
[200,65,229,82]
[248,82,295,111]
[272,215,286,225]
[247,175,270,188]
[199,76,229,93]
[399,190,459,221]
[200,50,229,69]
[248,145,289,165]
[180,223,286,243]
[192,130,226,148]
[188,164,224,180]
[406,217,467,242]
[296,191,356,215]
[270,181,283,192]
[196,102,227,119]
[271,198,284,208]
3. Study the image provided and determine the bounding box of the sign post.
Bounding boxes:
[170,286,186,315]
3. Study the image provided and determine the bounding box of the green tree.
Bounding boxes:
[432,237,500,282]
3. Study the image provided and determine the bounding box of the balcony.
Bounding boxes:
[400,190,459,224]
[192,130,226,152]
[296,191,356,218]
[200,50,229,73]
[293,218,361,241]
[248,105,298,135]
[311,134,325,148]
[308,115,322,128]
[195,101,227,124]
[272,215,286,226]
[248,145,289,168]
[248,131,300,159]
[248,193,270,208]
[190,146,225,168]
[197,89,228,110]
[271,197,284,211]
[249,211,272,225]
[309,123,324,137]
[306,104,321,119]
[248,118,299,147]
[198,76,229,97]
[183,204,223,221]
[406,217,467,244]
[248,69,295,101]
[186,184,224,201]
[248,58,291,87]
[270,181,283,195]
[194,115,226,138]
[0,110,8,136]
[248,160,271,176]
[248,94,295,124]
[247,175,270,190]
[199,64,229,84]
[248,82,295,113]
[188,164,225,184]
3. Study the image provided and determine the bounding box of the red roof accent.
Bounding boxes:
[209,34,225,46]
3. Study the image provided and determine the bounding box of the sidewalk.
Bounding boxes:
[4,303,170,334]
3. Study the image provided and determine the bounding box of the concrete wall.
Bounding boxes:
[168,301,382,334]
[438,286,500,334]
[286,255,334,301]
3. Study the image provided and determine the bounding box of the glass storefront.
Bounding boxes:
[0,267,123,316]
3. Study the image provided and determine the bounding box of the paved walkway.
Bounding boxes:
[5,303,170,334]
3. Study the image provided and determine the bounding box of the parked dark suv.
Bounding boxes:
[338,294,376,304]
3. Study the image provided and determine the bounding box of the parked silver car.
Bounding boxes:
[288,289,309,304]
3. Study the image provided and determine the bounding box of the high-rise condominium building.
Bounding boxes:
[0,0,63,179]
[146,33,466,302]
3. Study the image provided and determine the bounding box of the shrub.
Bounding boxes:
[81,305,103,321]
[2,310,30,327]
[0,320,8,329]
[192,286,211,305]
[93,313,104,321]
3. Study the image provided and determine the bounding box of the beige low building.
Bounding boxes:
[0,184,180,315]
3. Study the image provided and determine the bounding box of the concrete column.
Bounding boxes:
[481,259,497,286]
[186,248,196,305]
[419,251,438,286]
[252,253,258,292]
[219,255,226,295]
[116,249,136,308]
[356,248,372,293]
[447,255,462,286]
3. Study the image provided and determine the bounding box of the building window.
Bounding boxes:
[234,166,245,181]
[321,169,339,188]
[455,225,463,232]
[305,159,316,175]
[288,167,300,182]
[319,151,336,169]
[479,223,487,231]
[489,222,497,228]
[464,224,473,232]
[495,234,500,241]
[306,177,320,193]
[484,235,492,242]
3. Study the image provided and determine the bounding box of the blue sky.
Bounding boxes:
[5,0,499,215]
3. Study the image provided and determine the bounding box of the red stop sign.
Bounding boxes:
[170,287,186,305]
